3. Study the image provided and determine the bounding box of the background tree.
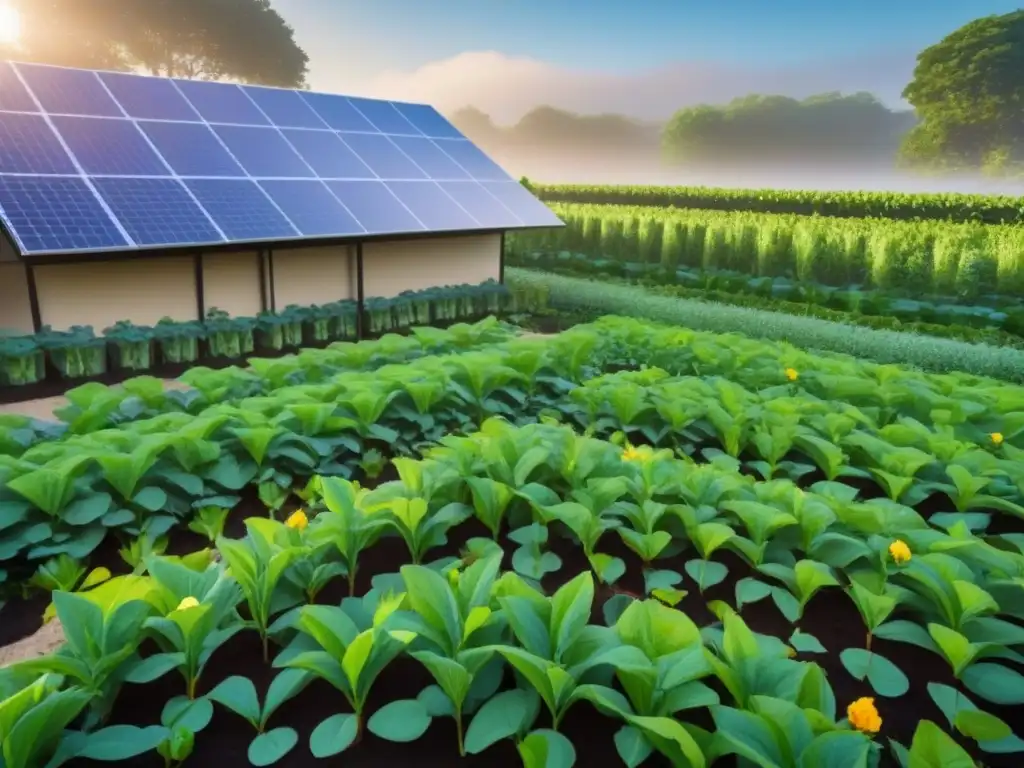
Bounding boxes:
[3,0,308,87]
[899,11,1024,175]
[661,92,914,171]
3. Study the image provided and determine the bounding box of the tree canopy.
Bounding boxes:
[661,92,914,170]
[899,10,1024,175]
[3,0,308,87]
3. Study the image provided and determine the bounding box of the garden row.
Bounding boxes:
[526,181,1024,225]
[511,251,1024,346]
[0,279,545,393]
[0,316,528,457]
[509,271,1024,383]
[1,418,1022,767]
[507,203,1024,296]
[3,314,1022,611]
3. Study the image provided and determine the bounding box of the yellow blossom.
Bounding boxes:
[991,432,1004,446]
[285,509,308,531]
[622,444,647,462]
[847,697,881,734]
[888,539,911,565]
[176,596,200,611]
[785,367,799,382]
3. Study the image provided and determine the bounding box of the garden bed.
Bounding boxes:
[1,316,1022,768]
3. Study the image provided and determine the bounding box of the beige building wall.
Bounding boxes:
[362,234,500,299]
[203,252,262,318]
[34,257,197,332]
[0,263,35,334]
[272,246,354,308]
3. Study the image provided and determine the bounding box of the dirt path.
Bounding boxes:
[0,379,190,422]
[0,619,64,668]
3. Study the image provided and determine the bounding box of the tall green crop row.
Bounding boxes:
[530,182,1024,224]
[509,203,1024,296]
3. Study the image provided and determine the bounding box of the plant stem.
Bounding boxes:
[261,631,269,663]
[866,632,872,651]
[456,711,465,756]
[348,567,358,597]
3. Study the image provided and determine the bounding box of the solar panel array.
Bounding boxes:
[0,61,562,256]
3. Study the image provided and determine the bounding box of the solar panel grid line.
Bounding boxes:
[166,77,302,240]
[355,121,485,230]
[91,71,230,244]
[232,84,369,237]
[332,130,429,231]
[7,63,137,248]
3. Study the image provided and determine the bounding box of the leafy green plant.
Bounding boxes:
[188,505,231,543]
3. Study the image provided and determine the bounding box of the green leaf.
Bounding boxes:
[798,730,872,768]
[161,696,214,733]
[789,630,827,654]
[955,710,1011,743]
[367,699,431,742]
[125,652,183,684]
[207,675,261,724]
[907,720,975,768]
[962,663,1024,706]
[735,578,772,610]
[248,728,298,766]
[417,684,455,717]
[77,725,169,761]
[614,725,653,768]
[684,559,728,590]
[839,648,909,698]
[518,729,577,768]
[309,713,358,758]
[464,688,535,754]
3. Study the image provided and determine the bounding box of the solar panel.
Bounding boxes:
[0,61,561,256]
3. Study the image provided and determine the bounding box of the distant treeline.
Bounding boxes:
[449,92,918,175]
[527,183,1024,225]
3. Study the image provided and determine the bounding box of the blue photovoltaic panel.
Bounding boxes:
[392,103,464,139]
[98,72,200,122]
[435,140,511,182]
[243,86,325,129]
[0,62,36,112]
[0,62,561,255]
[437,181,522,229]
[386,181,480,231]
[0,176,127,253]
[338,132,425,179]
[298,92,377,132]
[212,125,314,178]
[388,136,470,180]
[51,116,168,176]
[347,97,421,135]
[137,122,245,178]
[326,181,424,234]
[173,79,270,125]
[481,182,563,227]
[93,178,223,246]
[280,130,374,179]
[259,180,364,237]
[185,179,297,241]
[17,64,122,117]
[0,113,78,174]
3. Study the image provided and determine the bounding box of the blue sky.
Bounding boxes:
[275,1,1018,121]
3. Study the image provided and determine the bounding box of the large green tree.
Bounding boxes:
[899,11,1024,175]
[2,0,308,87]
[661,92,913,170]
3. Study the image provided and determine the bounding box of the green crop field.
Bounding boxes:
[1,315,1023,767]
[510,203,1024,296]
[530,182,1024,225]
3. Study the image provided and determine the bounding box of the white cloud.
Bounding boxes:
[361,49,917,123]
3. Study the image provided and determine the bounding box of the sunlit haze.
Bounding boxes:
[0,4,19,45]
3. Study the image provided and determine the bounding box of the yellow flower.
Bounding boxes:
[847,697,881,734]
[622,444,650,462]
[888,539,911,565]
[785,367,799,382]
[991,432,1004,446]
[176,596,200,611]
[285,509,308,531]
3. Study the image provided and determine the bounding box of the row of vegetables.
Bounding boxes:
[525,181,1024,225]
[2,315,1022,594]
[511,250,1024,341]
[506,203,1024,297]
[0,280,548,389]
[2,417,1022,767]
